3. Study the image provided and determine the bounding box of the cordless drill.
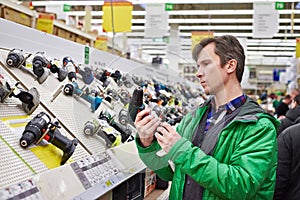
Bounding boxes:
[6,49,25,68]
[83,118,122,148]
[83,110,133,147]
[98,110,133,143]
[0,76,40,115]
[128,87,145,124]
[48,61,68,82]
[20,112,78,165]
[31,52,50,84]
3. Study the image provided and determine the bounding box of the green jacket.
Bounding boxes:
[136,97,280,200]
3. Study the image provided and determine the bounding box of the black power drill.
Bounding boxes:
[20,112,78,165]
[128,87,145,124]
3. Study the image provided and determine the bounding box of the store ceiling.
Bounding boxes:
[29,0,300,67]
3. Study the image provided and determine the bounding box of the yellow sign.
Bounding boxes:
[102,2,133,32]
[36,13,55,34]
[95,36,108,51]
[191,31,214,52]
[296,38,300,58]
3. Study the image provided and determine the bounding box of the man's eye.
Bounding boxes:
[203,62,209,66]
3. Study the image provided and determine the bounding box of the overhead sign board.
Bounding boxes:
[253,2,279,38]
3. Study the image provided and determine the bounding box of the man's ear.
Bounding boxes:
[226,59,237,74]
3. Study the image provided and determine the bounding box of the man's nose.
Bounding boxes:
[196,67,203,78]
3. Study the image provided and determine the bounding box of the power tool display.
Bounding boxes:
[118,73,134,88]
[78,66,94,85]
[6,48,26,68]
[94,69,111,88]
[98,110,133,143]
[47,60,68,82]
[83,118,121,148]
[128,87,145,124]
[20,112,78,165]
[63,81,103,112]
[31,52,50,84]
[128,86,185,126]
[6,49,51,84]
[83,110,133,148]
[118,88,131,105]
[62,56,78,83]
[118,108,129,126]
[0,75,40,114]
[47,56,102,112]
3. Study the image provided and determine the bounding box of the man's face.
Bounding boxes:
[195,43,226,95]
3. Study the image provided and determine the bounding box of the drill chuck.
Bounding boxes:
[83,119,99,136]
[20,112,51,148]
[118,109,129,125]
[6,49,25,68]
[20,131,36,148]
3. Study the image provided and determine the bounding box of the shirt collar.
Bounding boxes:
[211,94,247,114]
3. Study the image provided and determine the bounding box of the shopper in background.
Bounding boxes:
[274,123,300,200]
[270,92,282,114]
[276,95,292,119]
[134,35,279,200]
[277,94,300,136]
[289,88,300,101]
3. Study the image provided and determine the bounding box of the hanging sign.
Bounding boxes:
[253,2,279,38]
[145,4,169,38]
[102,2,133,32]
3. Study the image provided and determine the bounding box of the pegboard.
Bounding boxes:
[0,49,107,155]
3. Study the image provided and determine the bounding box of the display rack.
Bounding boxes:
[0,17,148,199]
[0,57,146,199]
[0,13,196,199]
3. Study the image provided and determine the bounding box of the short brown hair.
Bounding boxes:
[192,35,245,83]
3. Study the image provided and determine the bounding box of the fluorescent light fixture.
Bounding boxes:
[141,46,167,50]
[79,16,300,26]
[177,32,300,38]
[31,1,105,6]
[91,19,103,24]
[31,0,299,6]
[247,47,295,51]
[247,39,296,43]
[148,9,300,16]
[247,43,295,47]
[66,11,103,16]
[142,49,167,54]
[247,51,294,56]
[178,25,300,31]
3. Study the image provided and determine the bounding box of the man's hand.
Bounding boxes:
[155,122,181,153]
[134,108,161,147]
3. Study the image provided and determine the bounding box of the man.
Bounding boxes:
[277,94,300,135]
[134,35,279,199]
[274,123,300,200]
[276,95,292,119]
